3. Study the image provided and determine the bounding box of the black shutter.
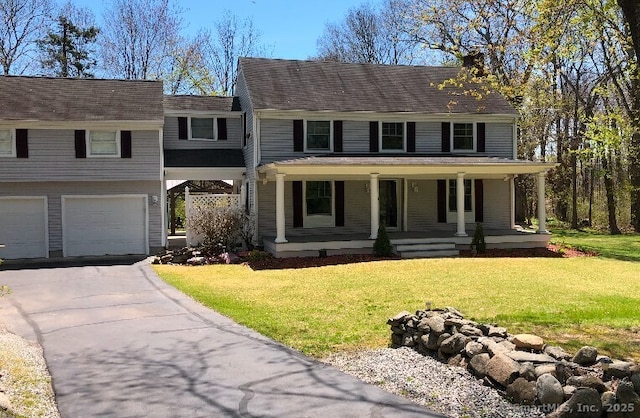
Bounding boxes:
[334,120,343,152]
[217,118,227,140]
[477,122,485,152]
[16,129,28,158]
[441,122,450,152]
[293,120,304,152]
[178,117,188,140]
[475,179,484,222]
[335,181,345,226]
[369,121,379,152]
[75,130,86,158]
[407,122,416,152]
[121,130,132,158]
[437,179,447,223]
[293,181,303,228]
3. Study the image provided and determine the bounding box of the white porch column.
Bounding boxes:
[369,173,380,239]
[537,172,549,234]
[455,172,467,237]
[275,173,288,243]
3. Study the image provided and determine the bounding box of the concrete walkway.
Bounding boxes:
[0,262,442,417]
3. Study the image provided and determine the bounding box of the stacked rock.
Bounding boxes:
[388,307,640,417]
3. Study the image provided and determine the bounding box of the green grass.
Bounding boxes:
[550,227,640,262]
[154,251,640,360]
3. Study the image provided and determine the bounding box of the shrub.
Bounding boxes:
[471,222,487,253]
[373,224,394,257]
[245,250,272,262]
[186,205,244,254]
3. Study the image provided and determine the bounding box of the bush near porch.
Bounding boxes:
[152,231,640,360]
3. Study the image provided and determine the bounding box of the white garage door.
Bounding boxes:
[0,197,48,259]
[63,195,147,257]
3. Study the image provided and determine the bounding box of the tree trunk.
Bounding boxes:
[618,0,640,231]
[603,152,621,234]
[571,152,579,229]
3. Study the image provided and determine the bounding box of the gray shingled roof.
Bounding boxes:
[0,76,164,122]
[164,149,245,168]
[239,58,518,115]
[164,95,241,112]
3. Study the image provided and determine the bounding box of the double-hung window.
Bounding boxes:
[304,180,334,227]
[0,129,15,157]
[381,122,405,151]
[190,117,215,140]
[306,120,331,151]
[452,122,475,151]
[447,179,474,222]
[88,130,119,157]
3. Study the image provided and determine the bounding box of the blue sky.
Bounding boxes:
[68,0,377,60]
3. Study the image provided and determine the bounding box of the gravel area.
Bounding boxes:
[324,347,546,418]
[0,329,59,418]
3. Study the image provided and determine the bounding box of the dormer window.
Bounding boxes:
[452,122,475,151]
[191,117,215,140]
[0,129,15,157]
[380,122,405,151]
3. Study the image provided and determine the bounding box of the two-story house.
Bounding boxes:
[0,58,555,260]
[236,58,556,257]
[0,76,165,259]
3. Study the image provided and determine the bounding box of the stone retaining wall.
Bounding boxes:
[388,307,640,417]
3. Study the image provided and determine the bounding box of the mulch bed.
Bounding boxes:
[246,244,596,270]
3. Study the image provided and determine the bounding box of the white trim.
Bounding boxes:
[254,109,519,123]
[303,180,335,228]
[86,129,121,158]
[303,119,333,153]
[379,121,406,152]
[61,194,149,257]
[164,167,245,181]
[0,128,16,157]
[450,122,476,153]
[446,178,475,223]
[165,110,242,118]
[0,196,49,259]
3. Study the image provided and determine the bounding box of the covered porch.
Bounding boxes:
[256,156,557,258]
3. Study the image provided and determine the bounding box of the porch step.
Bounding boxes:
[395,241,459,259]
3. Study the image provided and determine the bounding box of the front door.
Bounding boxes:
[379,180,400,229]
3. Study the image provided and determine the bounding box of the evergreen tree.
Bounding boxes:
[38,15,99,77]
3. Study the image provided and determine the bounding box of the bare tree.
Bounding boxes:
[99,0,182,80]
[0,0,53,74]
[315,1,423,65]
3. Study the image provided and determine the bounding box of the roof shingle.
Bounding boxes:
[164,95,241,112]
[0,76,164,122]
[238,58,518,115]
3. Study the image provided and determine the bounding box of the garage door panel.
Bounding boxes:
[0,198,48,259]
[63,196,147,257]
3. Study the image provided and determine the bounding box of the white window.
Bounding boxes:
[451,122,475,151]
[447,179,474,223]
[380,122,405,151]
[190,117,216,140]
[88,130,120,157]
[0,129,15,157]
[305,120,332,151]
[304,180,334,227]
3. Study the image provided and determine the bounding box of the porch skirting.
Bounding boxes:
[263,230,551,258]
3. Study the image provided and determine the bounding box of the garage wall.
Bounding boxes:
[0,181,162,257]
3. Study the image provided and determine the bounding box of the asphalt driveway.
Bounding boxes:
[0,261,441,417]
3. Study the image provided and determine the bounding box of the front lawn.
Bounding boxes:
[153,253,640,360]
[551,228,640,262]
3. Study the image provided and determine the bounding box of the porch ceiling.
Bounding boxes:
[257,155,557,180]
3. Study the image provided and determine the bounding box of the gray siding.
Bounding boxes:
[485,123,514,158]
[483,179,511,229]
[163,116,242,149]
[0,129,160,182]
[0,181,163,254]
[258,119,515,163]
[260,119,299,164]
[235,70,256,212]
[257,180,371,240]
[406,180,440,231]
